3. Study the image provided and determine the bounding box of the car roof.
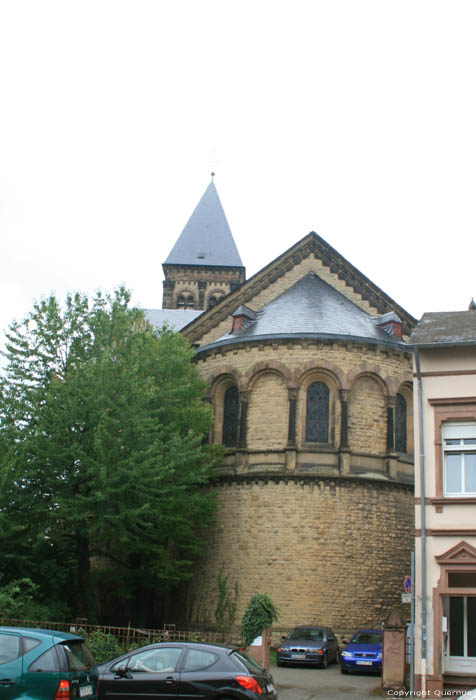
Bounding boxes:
[0,626,85,643]
[353,628,381,633]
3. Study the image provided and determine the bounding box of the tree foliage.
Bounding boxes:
[0,288,222,622]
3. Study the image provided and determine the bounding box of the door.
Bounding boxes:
[0,631,23,699]
[100,646,183,700]
[443,596,476,673]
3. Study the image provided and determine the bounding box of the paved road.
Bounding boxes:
[270,663,383,700]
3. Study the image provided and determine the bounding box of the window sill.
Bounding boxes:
[431,497,476,505]
[301,443,337,453]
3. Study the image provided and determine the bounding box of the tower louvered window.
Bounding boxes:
[306,381,329,443]
[395,393,407,453]
[222,386,239,447]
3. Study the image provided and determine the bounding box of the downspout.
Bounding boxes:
[415,347,427,692]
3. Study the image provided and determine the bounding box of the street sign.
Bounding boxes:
[402,593,411,603]
[404,576,412,593]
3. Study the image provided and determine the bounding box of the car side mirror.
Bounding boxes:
[115,665,131,678]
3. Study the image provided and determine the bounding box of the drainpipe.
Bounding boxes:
[415,347,427,692]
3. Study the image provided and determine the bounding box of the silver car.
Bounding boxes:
[276,625,339,668]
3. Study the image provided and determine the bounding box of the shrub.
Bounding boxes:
[242,593,279,647]
[79,629,123,663]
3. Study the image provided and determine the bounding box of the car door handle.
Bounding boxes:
[165,676,176,684]
[0,679,16,685]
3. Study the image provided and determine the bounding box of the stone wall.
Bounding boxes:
[186,477,413,630]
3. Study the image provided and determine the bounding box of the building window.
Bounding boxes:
[443,424,476,496]
[177,293,195,309]
[222,386,239,447]
[208,294,224,309]
[395,393,407,452]
[306,381,329,443]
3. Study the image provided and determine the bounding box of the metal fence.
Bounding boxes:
[0,617,232,648]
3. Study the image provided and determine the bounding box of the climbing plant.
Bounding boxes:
[242,593,279,647]
[215,571,239,635]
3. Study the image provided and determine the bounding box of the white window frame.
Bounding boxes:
[442,423,476,497]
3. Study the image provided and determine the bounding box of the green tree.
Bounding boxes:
[0,288,221,622]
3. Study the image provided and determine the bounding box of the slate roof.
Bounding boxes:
[164,180,244,268]
[144,308,202,332]
[197,272,406,353]
[411,310,476,347]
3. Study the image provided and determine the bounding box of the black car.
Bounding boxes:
[276,625,339,668]
[97,640,277,699]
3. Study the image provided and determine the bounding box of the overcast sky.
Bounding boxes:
[1,0,476,346]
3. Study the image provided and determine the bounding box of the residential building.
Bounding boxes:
[412,309,476,694]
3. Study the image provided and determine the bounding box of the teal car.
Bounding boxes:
[0,626,97,699]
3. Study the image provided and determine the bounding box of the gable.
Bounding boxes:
[435,541,476,566]
[182,232,416,347]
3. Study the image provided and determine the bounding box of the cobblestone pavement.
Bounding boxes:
[271,663,383,700]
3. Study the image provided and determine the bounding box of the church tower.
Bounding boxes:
[162,178,246,310]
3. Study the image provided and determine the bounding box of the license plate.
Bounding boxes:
[291,653,306,659]
[356,660,372,666]
[79,685,94,697]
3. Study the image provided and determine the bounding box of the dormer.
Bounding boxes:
[374,311,403,340]
[231,305,257,334]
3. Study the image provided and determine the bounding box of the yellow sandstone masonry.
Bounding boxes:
[187,479,413,630]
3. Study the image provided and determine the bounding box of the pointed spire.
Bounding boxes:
[164,180,243,268]
[469,298,476,310]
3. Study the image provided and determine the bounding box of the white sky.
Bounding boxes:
[1,0,476,345]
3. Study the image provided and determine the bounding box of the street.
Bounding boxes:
[271,662,383,700]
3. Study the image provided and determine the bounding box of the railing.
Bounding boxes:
[0,617,232,647]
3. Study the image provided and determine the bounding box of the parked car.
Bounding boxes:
[340,628,382,674]
[276,625,339,668]
[0,625,98,699]
[96,640,277,699]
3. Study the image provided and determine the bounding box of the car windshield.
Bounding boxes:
[288,628,324,641]
[61,640,96,671]
[350,632,382,645]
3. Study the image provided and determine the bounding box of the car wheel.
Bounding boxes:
[321,653,328,669]
[341,666,348,674]
[276,660,284,667]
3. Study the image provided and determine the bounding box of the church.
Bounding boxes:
[147,178,416,632]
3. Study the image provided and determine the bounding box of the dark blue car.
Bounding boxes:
[340,629,382,674]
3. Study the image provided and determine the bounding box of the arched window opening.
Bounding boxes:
[177,293,195,309]
[208,294,223,309]
[222,386,239,447]
[306,381,329,443]
[395,393,407,452]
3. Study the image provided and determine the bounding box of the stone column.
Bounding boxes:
[340,390,350,449]
[198,280,207,309]
[386,396,397,452]
[386,396,398,479]
[287,388,297,446]
[238,391,249,448]
[339,390,351,474]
